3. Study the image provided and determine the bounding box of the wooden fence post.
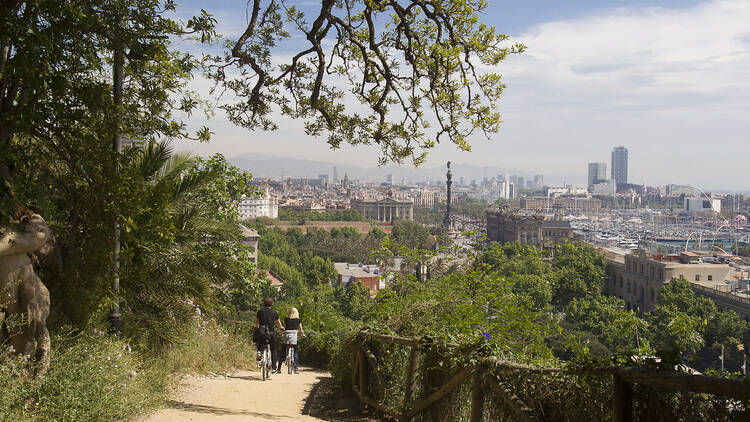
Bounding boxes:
[402,345,420,420]
[613,373,633,422]
[359,348,369,398]
[470,368,485,422]
[351,350,360,390]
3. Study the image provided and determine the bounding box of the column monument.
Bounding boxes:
[442,161,453,229]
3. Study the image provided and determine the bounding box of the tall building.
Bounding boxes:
[533,175,544,188]
[588,162,607,187]
[517,177,525,191]
[333,166,338,184]
[611,146,628,186]
[386,174,394,185]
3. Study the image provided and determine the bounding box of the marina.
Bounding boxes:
[561,209,749,253]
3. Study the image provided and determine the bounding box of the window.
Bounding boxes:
[619,276,623,288]
[627,281,631,293]
[708,275,713,281]
[651,289,655,302]
[695,274,700,282]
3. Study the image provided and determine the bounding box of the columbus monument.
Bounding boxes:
[442,161,452,228]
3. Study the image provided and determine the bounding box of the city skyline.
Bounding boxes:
[175,0,750,191]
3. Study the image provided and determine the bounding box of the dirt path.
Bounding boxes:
[140,367,332,421]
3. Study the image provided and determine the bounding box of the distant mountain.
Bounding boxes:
[228,153,585,186]
[227,153,556,184]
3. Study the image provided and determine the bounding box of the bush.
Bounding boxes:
[0,319,255,421]
[149,319,256,376]
[0,328,165,421]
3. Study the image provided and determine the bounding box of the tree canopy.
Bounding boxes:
[0,0,216,218]
[207,0,524,165]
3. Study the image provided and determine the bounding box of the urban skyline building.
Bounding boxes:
[611,146,628,186]
[588,162,607,187]
[238,186,279,220]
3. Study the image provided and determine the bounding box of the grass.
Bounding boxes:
[0,318,255,422]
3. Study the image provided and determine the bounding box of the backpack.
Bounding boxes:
[255,324,272,344]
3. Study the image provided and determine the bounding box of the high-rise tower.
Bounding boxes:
[611,146,628,186]
[588,162,607,187]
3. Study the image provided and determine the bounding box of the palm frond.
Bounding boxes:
[157,151,195,183]
[136,140,174,181]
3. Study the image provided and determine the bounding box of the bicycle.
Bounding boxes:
[259,340,272,380]
[282,330,298,374]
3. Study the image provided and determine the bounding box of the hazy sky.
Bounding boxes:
[174,0,750,190]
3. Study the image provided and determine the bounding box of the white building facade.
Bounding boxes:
[683,197,721,216]
[238,187,279,220]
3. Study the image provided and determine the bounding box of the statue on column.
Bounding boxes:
[442,161,452,229]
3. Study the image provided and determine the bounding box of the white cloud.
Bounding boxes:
[473,0,750,189]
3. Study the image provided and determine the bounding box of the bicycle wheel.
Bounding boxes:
[287,346,293,374]
[262,347,270,380]
[267,349,273,379]
[261,349,266,381]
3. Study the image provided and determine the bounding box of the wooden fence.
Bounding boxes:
[351,331,750,422]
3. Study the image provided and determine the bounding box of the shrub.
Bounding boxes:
[0,319,255,421]
[0,328,165,421]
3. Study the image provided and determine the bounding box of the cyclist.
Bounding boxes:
[255,297,283,374]
[277,306,305,374]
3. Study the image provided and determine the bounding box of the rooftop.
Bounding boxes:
[334,262,381,278]
[542,220,572,229]
[239,224,260,238]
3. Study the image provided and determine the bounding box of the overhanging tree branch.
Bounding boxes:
[208,0,525,165]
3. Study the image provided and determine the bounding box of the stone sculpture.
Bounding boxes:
[0,214,54,373]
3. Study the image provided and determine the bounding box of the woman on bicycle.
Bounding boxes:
[277,307,305,374]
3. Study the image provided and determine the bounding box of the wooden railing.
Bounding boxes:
[351,331,750,421]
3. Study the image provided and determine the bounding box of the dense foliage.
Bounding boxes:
[277,208,364,222]
[250,222,387,267]
[0,0,216,220]
[306,240,748,420]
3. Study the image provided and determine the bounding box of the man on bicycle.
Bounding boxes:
[255,297,284,374]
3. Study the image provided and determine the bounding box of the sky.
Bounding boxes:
[174,0,750,190]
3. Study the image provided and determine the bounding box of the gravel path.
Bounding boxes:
[140,367,330,421]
